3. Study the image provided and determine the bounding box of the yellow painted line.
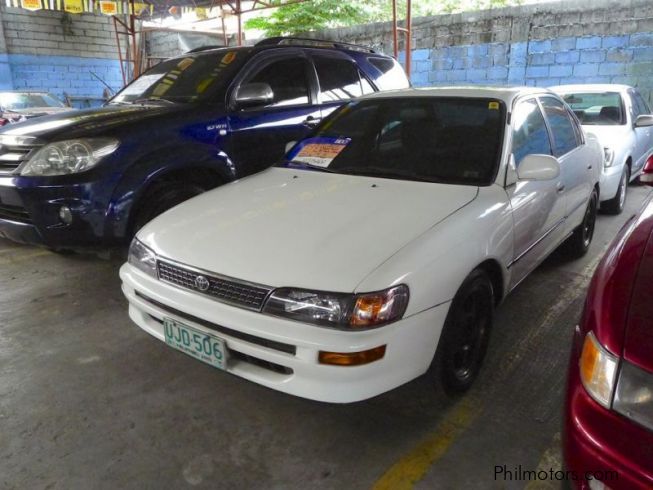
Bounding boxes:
[372,397,482,490]
[0,250,51,265]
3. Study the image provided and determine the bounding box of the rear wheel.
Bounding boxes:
[133,181,207,234]
[430,269,494,395]
[602,165,629,215]
[565,188,598,258]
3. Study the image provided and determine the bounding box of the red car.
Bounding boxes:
[564,155,653,489]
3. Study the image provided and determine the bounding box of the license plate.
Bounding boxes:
[163,317,228,370]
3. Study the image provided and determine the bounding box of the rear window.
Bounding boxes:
[561,92,625,125]
[283,97,506,186]
[368,57,410,91]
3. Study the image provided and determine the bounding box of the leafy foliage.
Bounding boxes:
[245,0,521,37]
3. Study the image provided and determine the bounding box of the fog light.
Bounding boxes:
[59,205,72,225]
[318,345,386,366]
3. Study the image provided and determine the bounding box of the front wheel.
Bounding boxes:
[429,269,494,395]
[601,166,629,215]
[565,188,598,258]
[133,181,207,234]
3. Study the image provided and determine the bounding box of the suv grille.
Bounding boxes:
[157,260,272,311]
[0,143,42,174]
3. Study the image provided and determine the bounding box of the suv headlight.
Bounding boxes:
[613,361,653,431]
[262,284,409,329]
[128,238,157,277]
[603,147,615,167]
[21,138,118,176]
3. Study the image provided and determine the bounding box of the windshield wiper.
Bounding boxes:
[134,97,176,106]
[335,166,437,183]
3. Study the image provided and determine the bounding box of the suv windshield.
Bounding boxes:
[110,50,246,105]
[282,97,506,185]
[0,92,64,110]
[561,92,625,125]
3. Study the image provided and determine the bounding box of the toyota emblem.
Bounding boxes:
[194,275,210,291]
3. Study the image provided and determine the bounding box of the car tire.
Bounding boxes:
[601,166,629,215]
[566,188,598,258]
[429,269,494,395]
[133,181,206,234]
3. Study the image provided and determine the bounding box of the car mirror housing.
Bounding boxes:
[235,82,274,109]
[517,154,561,181]
[634,114,653,128]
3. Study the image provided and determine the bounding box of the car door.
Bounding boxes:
[507,97,567,288]
[539,96,594,234]
[628,89,653,173]
[225,49,321,176]
[309,51,372,122]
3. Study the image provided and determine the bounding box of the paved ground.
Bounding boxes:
[1,185,650,490]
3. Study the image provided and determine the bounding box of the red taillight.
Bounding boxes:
[641,155,653,185]
[0,118,8,126]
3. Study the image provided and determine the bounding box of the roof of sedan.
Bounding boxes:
[552,84,632,93]
[361,86,552,104]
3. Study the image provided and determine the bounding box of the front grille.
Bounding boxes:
[0,143,41,174]
[0,203,32,224]
[157,260,272,311]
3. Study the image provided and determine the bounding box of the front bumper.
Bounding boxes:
[120,263,449,403]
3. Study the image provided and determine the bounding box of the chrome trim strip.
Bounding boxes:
[507,217,566,269]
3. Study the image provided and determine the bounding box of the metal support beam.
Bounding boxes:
[392,0,412,78]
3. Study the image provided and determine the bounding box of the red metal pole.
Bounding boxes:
[392,0,398,59]
[405,0,412,78]
[113,16,126,86]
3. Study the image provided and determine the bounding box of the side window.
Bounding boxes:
[512,99,552,166]
[540,97,580,157]
[368,57,410,91]
[244,58,310,107]
[633,90,650,116]
[313,56,362,102]
[359,71,375,95]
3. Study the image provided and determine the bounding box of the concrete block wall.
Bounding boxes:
[0,6,123,105]
[307,0,653,104]
[147,31,222,59]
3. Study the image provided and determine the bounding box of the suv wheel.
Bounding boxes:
[133,181,206,234]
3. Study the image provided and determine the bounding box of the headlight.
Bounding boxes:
[262,284,409,329]
[21,138,118,176]
[579,331,619,408]
[128,238,157,278]
[613,361,653,431]
[603,147,615,167]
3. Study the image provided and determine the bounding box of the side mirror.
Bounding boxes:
[517,154,561,181]
[285,140,297,153]
[235,82,274,108]
[635,114,653,128]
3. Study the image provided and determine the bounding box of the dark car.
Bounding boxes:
[0,37,409,249]
[564,157,653,489]
[0,91,72,126]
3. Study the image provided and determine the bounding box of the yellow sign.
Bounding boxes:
[20,0,42,10]
[129,2,149,15]
[196,7,208,20]
[99,0,117,15]
[64,0,83,13]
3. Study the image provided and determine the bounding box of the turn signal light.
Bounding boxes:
[579,331,618,408]
[318,345,386,366]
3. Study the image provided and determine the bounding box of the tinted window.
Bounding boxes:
[562,92,625,125]
[541,97,579,156]
[245,58,309,107]
[285,97,505,185]
[360,72,375,95]
[368,57,410,91]
[111,51,246,104]
[512,99,552,165]
[314,56,362,101]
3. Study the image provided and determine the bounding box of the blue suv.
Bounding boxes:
[0,37,409,249]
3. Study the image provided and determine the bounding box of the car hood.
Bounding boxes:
[582,125,630,148]
[0,103,189,140]
[139,168,479,292]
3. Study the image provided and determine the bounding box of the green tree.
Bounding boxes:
[245,0,521,37]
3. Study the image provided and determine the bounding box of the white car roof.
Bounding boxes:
[552,84,632,94]
[361,86,554,106]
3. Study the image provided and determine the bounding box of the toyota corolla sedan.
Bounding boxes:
[564,190,653,489]
[552,85,653,215]
[120,87,602,403]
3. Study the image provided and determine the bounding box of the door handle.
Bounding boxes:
[556,182,565,193]
[303,115,321,128]
[587,164,593,169]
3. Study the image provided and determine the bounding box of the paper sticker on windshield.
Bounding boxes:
[488,101,499,110]
[221,52,237,65]
[289,137,351,168]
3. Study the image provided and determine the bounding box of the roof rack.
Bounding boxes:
[255,37,376,54]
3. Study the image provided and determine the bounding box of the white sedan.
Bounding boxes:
[120,87,602,403]
[552,84,653,214]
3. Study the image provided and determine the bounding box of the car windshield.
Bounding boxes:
[561,92,625,125]
[0,93,64,110]
[281,97,506,185]
[109,50,246,105]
